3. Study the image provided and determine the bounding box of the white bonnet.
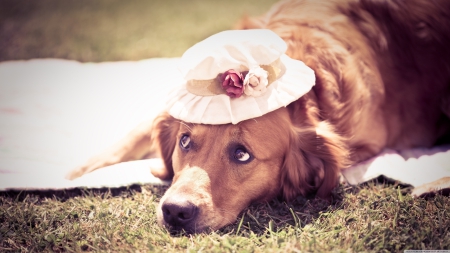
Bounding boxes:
[166,29,315,124]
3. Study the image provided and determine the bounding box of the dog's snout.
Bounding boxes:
[162,196,198,231]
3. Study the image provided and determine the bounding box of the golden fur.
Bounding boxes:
[67,0,450,233]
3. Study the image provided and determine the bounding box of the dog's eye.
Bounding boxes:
[180,135,191,150]
[234,148,251,162]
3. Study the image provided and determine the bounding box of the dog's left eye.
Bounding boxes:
[234,148,251,162]
[180,135,191,150]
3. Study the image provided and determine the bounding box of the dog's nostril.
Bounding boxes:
[162,197,198,226]
[162,206,194,220]
[178,212,189,220]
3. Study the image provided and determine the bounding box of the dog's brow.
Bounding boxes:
[236,119,258,128]
[179,121,193,132]
[231,127,244,138]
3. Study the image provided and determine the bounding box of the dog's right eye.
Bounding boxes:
[231,146,253,164]
[180,135,191,150]
[234,148,250,162]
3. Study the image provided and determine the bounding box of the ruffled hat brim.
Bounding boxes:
[166,54,315,125]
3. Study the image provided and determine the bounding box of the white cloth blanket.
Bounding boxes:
[0,59,449,192]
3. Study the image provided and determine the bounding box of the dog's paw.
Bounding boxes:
[65,155,121,180]
[65,168,83,180]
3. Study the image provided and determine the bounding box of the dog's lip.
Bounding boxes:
[158,204,225,234]
[157,194,216,234]
[163,221,211,234]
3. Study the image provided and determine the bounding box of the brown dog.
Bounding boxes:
[67,0,450,233]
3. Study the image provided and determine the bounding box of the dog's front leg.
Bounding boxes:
[65,119,156,180]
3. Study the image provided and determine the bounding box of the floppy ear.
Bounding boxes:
[150,112,179,180]
[281,123,348,200]
[281,98,349,200]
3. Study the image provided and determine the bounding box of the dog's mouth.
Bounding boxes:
[159,207,215,234]
[163,222,211,235]
[157,189,239,234]
[157,189,221,234]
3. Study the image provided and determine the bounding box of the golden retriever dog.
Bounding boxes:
[67,0,450,233]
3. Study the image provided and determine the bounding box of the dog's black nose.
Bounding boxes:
[161,196,198,231]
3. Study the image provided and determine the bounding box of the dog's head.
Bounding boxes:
[150,96,348,233]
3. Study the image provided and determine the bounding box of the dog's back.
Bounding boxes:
[350,0,450,148]
[238,0,450,159]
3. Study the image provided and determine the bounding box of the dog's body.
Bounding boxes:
[67,0,450,233]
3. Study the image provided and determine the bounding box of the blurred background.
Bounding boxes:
[0,0,278,62]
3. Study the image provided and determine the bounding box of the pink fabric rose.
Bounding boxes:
[221,69,244,98]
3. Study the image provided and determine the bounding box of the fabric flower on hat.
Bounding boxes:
[221,69,244,98]
[243,66,269,97]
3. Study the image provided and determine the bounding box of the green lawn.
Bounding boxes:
[1,0,449,252]
[2,183,449,252]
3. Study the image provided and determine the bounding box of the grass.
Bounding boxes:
[1,0,450,252]
[1,182,449,252]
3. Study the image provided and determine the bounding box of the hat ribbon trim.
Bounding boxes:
[186,58,283,97]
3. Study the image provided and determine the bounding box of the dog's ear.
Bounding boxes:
[281,98,349,201]
[280,127,313,200]
[150,112,179,180]
[281,123,348,200]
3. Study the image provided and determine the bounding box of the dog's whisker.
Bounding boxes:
[178,121,193,132]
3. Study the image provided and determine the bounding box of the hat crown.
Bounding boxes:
[179,29,287,80]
